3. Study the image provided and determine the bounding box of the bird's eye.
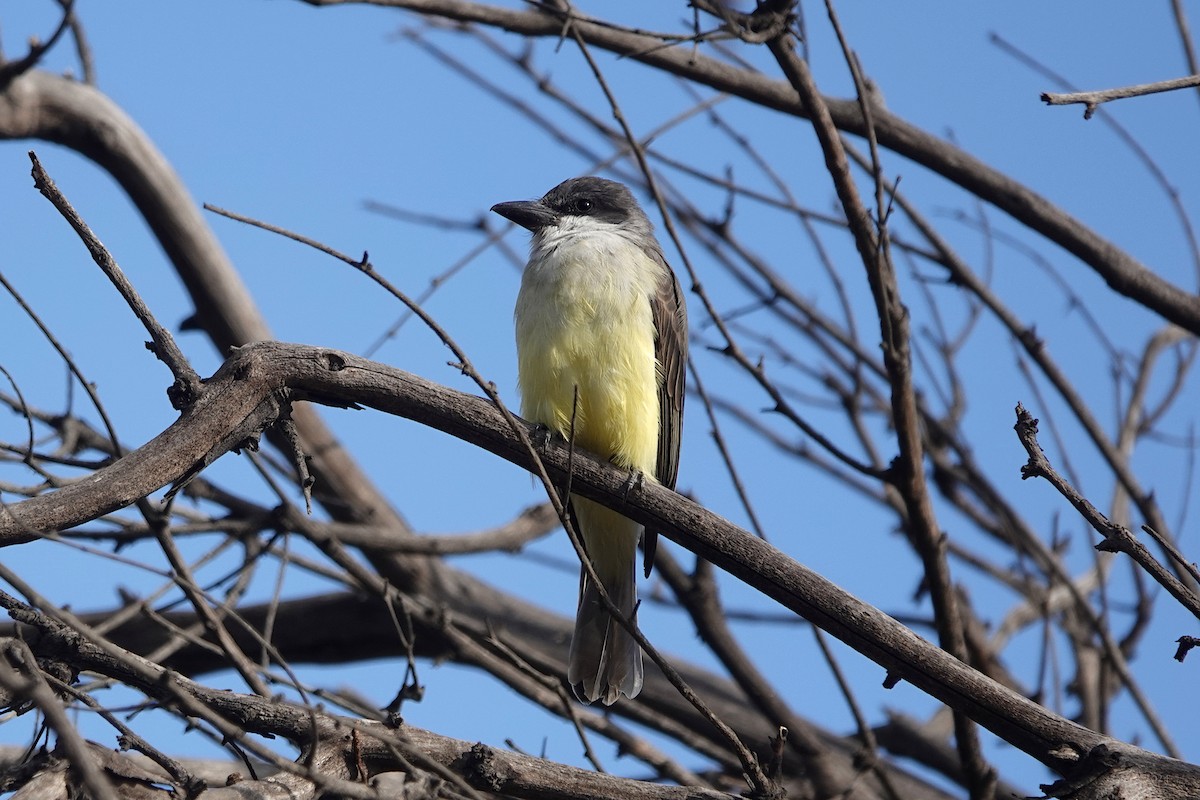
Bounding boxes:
[574,198,593,214]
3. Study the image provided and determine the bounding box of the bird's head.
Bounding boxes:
[491,177,652,240]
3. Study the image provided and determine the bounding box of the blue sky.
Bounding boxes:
[2,1,1199,794]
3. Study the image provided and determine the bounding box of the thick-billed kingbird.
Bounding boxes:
[492,177,687,705]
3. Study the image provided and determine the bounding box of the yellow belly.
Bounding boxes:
[514,248,661,474]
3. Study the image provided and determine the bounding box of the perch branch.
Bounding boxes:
[0,341,1142,778]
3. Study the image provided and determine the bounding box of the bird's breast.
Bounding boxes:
[514,231,663,472]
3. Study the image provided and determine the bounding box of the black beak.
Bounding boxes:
[491,199,559,232]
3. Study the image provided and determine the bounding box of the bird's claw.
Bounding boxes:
[530,423,553,452]
[621,468,645,502]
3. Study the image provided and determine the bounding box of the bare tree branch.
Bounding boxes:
[1042,74,1200,119]
[0,341,1179,783]
[1015,404,1200,623]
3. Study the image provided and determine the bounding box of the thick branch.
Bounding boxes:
[0,340,1166,779]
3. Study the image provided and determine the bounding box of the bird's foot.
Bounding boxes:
[621,468,645,502]
[529,423,554,452]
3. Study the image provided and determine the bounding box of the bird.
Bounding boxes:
[492,177,687,705]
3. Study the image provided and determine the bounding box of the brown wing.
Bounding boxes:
[643,244,688,577]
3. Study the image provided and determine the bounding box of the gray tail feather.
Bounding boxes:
[567,565,643,705]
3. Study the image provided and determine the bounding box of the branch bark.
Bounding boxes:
[2,340,1188,787]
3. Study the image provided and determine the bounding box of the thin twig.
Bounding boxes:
[0,266,125,455]
[1041,74,1200,119]
[1014,403,1200,625]
[29,152,202,408]
[0,0,76,84]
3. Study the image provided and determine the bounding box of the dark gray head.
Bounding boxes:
[491,177,653,238]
